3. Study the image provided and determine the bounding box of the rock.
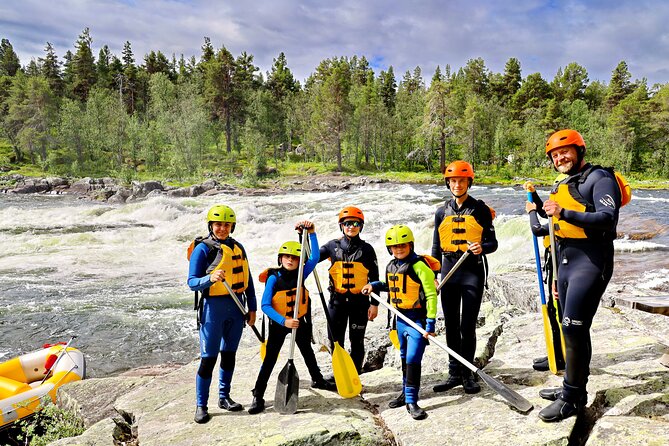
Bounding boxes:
[132,181,163,198]
[146,189,165,199]
[166,187,191,198]
[200,179,217,191]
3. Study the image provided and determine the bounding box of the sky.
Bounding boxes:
[2,0,669,86]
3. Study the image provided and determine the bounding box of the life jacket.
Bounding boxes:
[438,201,493,253]
[386,255,440,312]
[187,236,250,297]
[327,240,370,294]
[549,165,625,240]
[259,268,310,319]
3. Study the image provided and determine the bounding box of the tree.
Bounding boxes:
[511,72,551,116]
[492,57,521,105]
[266,52,298,101]
[71,28,97,102]
[121,41,138,113]
[96,45,114,89]
[606,61,634,109]
[423,71,455,172]
[203,45,236,152]
[378,66,397,111]
[39,42,62,95]
[0,39,20,76]
[551,62,588,102]
[463,57,490,97]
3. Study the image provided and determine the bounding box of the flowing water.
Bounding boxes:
[1,184,667,377]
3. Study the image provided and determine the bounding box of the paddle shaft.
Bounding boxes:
[39,335,76,385]
[548,212,559,291]
[302,237,335,339]
[436,250,471,292]
[527,193,548,306]
[221,280,265,343]
[289,231,310,360]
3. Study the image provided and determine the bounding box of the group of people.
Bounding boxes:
[187,129,621,424]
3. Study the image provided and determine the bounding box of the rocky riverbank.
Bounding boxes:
[49,273,669,446]
[0,174,390,203]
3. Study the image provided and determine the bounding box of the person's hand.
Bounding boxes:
[523,181,536,193]
[210,269,225,283]
[295,220,315,234]
[367,305,378,321]
[424,318,436,339]
[468,242,482,255]
[361,284,373,295]
[284,317,299,329]
[543,199,562,217]
[247,311,256,327]
[525,201,537,213]
[552,282,559,299]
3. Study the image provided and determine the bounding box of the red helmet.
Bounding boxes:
[545,129,586,154]
[338,206,364,223]
[443,161,475,179]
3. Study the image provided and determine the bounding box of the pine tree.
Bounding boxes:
[96,45,113,89]
[121,41,137,112]
[606,60,633,109]
[71,28,97,101]
[378,66,396,111]
[0,39,21,76]
[39,42,63,95]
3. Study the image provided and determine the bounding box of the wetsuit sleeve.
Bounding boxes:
[302,232,319,278]
[529,210,549,237]
[187,243,214,292]
[261,274,285,326]
[413,261,438,320]
[364,243,380,305]
[236,241,257,312]
[369,280,389,294]
[477,201,498,254]
[560,169,620,231]
[431,206,445,259]
[530,191,548,219]
[318,240,332,263]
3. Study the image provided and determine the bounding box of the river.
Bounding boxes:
[1,184,667,377]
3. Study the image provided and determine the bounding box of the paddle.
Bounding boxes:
[40,335,76,385]
[436,249,471,292]
[527,192,558,374]
[304,236,362,398]
[274,232,309,414]
[548,210,567,357]
[368,292,534,413]
[220,280,267,360]
[389,316,400,350]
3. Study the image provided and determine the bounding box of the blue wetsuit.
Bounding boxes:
[188,236,257,407]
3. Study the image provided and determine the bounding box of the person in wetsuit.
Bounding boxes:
[187,204,257,424]
[318,206,379,373]
[431,160,498,395]
[538,129,621,422]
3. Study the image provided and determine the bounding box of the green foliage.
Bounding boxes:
[13,402,85,446]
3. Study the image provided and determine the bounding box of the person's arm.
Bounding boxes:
[260,274,286,326]
[236,242,257,312]
[528,207,550,237]
[478,201,498,255]
[560,170,619,231]
[318,240,331,263]
[431,207,445,259]
[413,262,438,323]
[302,232,319,278]
[363,243,380,305]
[187,243,215,291]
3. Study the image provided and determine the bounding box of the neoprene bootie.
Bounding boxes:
[247,396,265,414]
[462,372,481,394]
[433,373,461,392]
[311,377,337,391]
[194,406,210,424]
[406,403,427,420]
[219,396,243,411]
[539,387,563,401]
[538,398,580,422]
[388,391,406,408]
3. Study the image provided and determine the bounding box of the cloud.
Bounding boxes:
[1,0,667,85]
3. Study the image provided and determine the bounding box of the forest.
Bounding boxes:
[1,28,668,182]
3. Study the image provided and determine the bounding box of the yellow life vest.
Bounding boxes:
[207,243,250,296]
[438,214,484,253]
[549,182,591,239]
[328,261,370,294]
[260,268,310,319]
[386,255,439,311]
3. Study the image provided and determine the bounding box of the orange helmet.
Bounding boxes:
[443,161,475,179]
[338,206,364,223]
[545,129,586,154]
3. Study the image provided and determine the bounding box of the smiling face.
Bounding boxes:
[390,243,411,260]
[211,221,233,240]
[448,176,470,198]
[340,218,362,237]
[280,254,301,271]
[549,145,580,174]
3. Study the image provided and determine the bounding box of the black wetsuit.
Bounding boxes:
[319,236,379,373]
[432,195,498,375]
[550,164,620,405]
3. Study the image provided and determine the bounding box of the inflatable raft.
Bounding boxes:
[0,343,86,428]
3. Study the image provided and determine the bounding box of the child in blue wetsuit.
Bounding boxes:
[247,220,336,414]
[187,204,257,424]
[362,224,439,421]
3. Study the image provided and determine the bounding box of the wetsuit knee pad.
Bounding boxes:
[405,363,421,388]
[220,351,236,370]
[197,356,217,378]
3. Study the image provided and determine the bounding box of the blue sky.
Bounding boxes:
[2,0,668,86]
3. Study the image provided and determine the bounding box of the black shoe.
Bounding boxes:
[532,357,550,371]
[406,403,427,420]
[539,398,581,422]
[462,373,481,394]
[219,396,243,411]
[247,396,265,414]
[388,391,405,409]
[194,406,210,424]
[533,356,548,364]
[311,378,337,391]
[539,387,563,401]
[433,374,461,392]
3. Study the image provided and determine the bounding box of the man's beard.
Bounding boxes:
[556,160,575,174]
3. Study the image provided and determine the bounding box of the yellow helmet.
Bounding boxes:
[385,225,415,253]
[207,204,236,233]
[278,241,302,265]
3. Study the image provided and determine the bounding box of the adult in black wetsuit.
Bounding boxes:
[318,206,379,373]
[538,129,621,422]
[431,161,498,395]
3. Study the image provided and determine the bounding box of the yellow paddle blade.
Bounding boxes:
[332,343,362,398]
[389,329,400,350]
[541,305,558,374]
[260,341,267,361]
